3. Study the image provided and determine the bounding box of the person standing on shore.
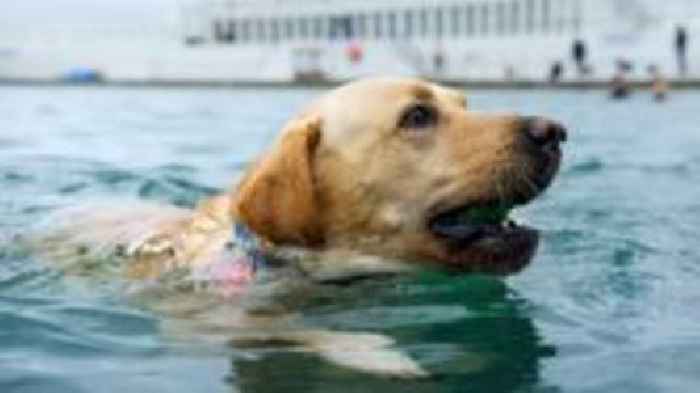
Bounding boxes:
[433,49,445,75]
[610,62,631,100]
[675,25,688,77]
[649,65,669,102]
[572,39,588,77]
[549,61,564,84]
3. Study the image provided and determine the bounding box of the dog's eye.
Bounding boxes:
[399,104,437,129]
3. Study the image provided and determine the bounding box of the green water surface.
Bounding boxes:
[1,86,699,393]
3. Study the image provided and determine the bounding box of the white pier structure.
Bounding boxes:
[0,0,698,82]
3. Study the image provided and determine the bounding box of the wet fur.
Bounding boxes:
[33,77,560,378]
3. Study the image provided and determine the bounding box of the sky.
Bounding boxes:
[0,0,179,29]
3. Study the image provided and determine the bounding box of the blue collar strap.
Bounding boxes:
[233,222,267,272]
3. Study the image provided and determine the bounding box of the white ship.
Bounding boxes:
[0,0,698,82]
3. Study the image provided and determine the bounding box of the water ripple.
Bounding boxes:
[1,88,700,392]
[567,157,604,174]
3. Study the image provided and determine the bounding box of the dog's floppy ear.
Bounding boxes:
[234,115,323,246]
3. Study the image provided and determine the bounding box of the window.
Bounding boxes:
[510,0,520,34]
[284,18,295,41]
[419,8,428,37]
[214,19,236,43]
[542,0,551,33]
[451,6,461,36]
[330,15,353,39]
[555,0,567,33]
[312,16,323,39]
[573,0,582,33]
[256,18,266,42]
[241,19,251,43]
[213,20,226,42]
[404,9,414,38]
[388,12,397,39]
[465,4,475,36]
[480,3,489,35]
[357,13,367,38]
[298,17,309,39]
[525,0,535,34]
[270,18,280,43]
[185,36,204,46]
[435,8,444,38]
[496,2,506,35]
[373,12,384,39]
[346,15,355,39]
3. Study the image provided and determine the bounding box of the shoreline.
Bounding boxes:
[2,77,700,90]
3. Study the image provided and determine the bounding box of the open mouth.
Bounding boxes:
[429,203,514,244]
[427,202,539,273]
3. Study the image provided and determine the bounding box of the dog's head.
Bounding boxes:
[234,78,566,274]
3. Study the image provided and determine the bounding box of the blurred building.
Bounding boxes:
[0,0,699,82]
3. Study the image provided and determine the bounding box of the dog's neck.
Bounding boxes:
[230,221,267,271]
[184,220,269,296]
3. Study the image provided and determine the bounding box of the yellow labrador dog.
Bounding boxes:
[36,77,566,377]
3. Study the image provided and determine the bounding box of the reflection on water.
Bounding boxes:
[1,86,700,392]
[230,275,552,393]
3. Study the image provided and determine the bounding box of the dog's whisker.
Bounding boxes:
[515,163,539,197]
[501,164,521,200]
[495,174,507,208]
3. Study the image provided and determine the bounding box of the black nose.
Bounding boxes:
[522,117,568,148]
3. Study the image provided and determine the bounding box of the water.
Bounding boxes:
[1,86,699,393]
